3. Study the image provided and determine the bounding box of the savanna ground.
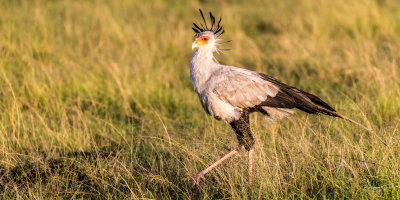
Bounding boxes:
[1,0,400,199]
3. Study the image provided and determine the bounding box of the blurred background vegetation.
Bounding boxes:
[0,0,399,199]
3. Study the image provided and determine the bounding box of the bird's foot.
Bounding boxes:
[192,172,206,188]
[191,146,243,188]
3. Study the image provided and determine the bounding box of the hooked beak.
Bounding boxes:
[192,42,198,50]
[192,38,208,50]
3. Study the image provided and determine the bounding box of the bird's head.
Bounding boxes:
[192,9,226,51]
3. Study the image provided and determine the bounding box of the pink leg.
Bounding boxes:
[248,149,253,185]
[192,146,244,188]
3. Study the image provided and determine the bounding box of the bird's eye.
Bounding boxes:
[202,37,209,41]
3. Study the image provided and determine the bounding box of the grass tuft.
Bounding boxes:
[1,0,400,199]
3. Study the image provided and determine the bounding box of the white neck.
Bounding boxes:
[190,47,219,93]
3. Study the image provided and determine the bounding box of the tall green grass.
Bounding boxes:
[0,0,399,199]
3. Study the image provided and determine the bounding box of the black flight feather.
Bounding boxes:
[257,73,336,116]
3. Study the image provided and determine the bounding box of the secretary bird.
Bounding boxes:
[190,9,369,188]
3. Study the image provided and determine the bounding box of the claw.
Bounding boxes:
[192,173,205,188]
[191,179,198,188]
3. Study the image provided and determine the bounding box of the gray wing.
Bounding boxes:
[210,67,280,109]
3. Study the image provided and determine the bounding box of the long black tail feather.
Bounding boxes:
[258,73,370,131]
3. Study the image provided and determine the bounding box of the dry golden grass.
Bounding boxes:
[0,0,399,199]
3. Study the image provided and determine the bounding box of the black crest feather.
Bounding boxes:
[192,9,225,37]
[192,28,200,33]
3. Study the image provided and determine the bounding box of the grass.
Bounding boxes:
[1,0,400,199]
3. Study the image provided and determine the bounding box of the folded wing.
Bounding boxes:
[210,66,337,117]
[210,67,280,109]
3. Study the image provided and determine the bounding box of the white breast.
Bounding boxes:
[198,90,243,122]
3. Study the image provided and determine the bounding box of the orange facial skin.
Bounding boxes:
[194,36,210,46]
